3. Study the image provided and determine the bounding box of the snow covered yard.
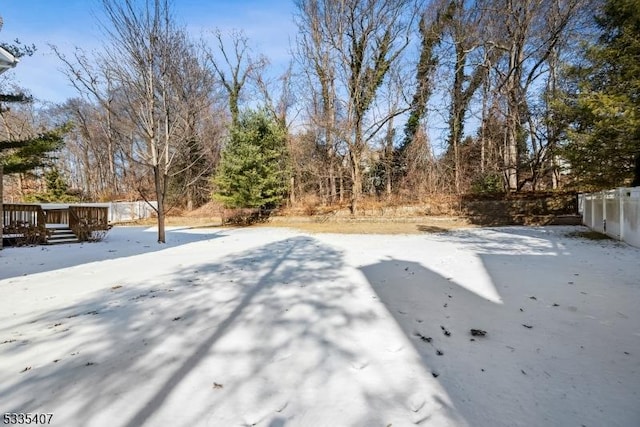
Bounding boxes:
[0,225,639,427]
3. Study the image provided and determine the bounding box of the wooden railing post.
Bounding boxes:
[37,206,46,244]
[69,206,80,240]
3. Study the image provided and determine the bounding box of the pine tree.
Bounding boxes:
[213,109,289,209]
[1,21,67,249]
[1,125,67,174]
[1,24,65,175]
[557,0,640,189]
[24,168,78,203]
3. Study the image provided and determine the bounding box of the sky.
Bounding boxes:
[0,0,456,150]
[0,0,298,104]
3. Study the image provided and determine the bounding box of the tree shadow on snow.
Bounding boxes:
[0,235,379,426]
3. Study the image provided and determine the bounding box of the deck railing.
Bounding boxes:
[2,203,110,244]
[69,206,110,241]
[2,204,47,244]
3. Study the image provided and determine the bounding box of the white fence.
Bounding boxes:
[38,201,157,223]
[579,188,640,248]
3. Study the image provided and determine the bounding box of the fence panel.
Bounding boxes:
[592,193,605,233]
[604,190,621,238]
[621,188,640,248]
[108,201,157,222]
[581,187,640,248]
[37,201,157,223]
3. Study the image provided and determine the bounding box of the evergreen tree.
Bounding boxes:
[24,168,79,203]
[1,126,67,174]
[1,23,65,176]
[213,109,289,209]
[557,0,640,189]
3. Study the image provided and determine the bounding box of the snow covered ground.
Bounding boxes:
[0,225,639,427]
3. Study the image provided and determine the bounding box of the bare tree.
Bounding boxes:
[444,0,502,193]
[58,0,210,242]
[204,29,266,127]
[53,98,129,199]
[162,36,219,210]
[256,62,296,129]
[402,0,454,149]
[295,0,416,212]
[295,0,341,203]
[486,0,584,191]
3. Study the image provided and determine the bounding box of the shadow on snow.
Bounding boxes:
[360,227,640,427]
[0,235,386,426]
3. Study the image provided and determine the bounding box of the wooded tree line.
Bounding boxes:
[2,0,639,225]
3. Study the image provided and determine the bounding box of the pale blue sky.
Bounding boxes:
[1,0,297,104]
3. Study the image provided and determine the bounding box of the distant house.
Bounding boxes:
[0,45,18,75]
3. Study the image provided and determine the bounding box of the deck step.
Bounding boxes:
[47,238,80,244]
[46,227,80,244]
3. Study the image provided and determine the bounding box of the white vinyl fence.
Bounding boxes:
[579,188,640,248]
[39,201,157,223]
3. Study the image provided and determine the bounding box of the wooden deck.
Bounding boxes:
[2,203,110,245]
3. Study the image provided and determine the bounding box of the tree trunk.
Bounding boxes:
[106,104,118,195]
[505,123,518,191]
[450,45,465,194]
[289,176,296,205]
[350,150,362,214]
[505,67,520,191]
[453,133,461,193]
[385,117,394,198]
[506,121,519,191]
[154,165,166,243]
[328,147,337,203]
[186,188,194,211]
[230,92,239,128]
[552,162,560,189]
[385,165,392,198]
[481,78,489,174]
[318,175,325,202]
[632,153,640,187]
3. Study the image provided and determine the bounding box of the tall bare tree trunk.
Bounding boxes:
[153,165,166,243]
[385,117,395,198]
[289,176,296,205]
[328,144,337,202]
[481,78,489,174]
[505,71,520,191]
[446,1,497,194]
[350,150,362,214]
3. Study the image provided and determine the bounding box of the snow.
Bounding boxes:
[1,225,639,427]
